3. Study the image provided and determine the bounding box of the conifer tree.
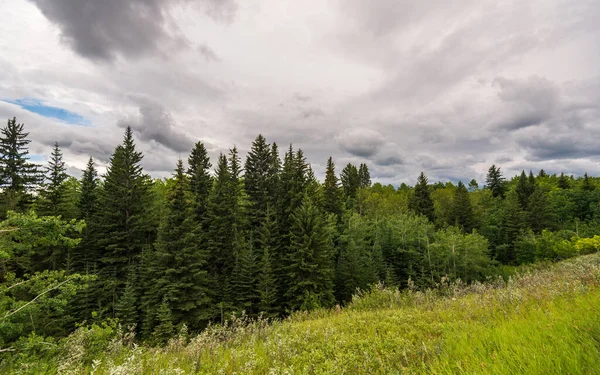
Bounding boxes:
[358,163,371,188]
[451,181,474,232]
[323,157,343,217]
[409,172,435,222]
[153,299,175,345]
[115,267,139,329]
[486,164,506,198]
[245,134,274,230]
[515,170,533,209]
[38,142,69,217]
[497,191,525,264]
[187,141,212,220]
[230,243,257,314]
[340,163,360,199]
[538,169,547,178]
[255,208,279,317]
[0,117,41,213]
[527,187,552,232]
[285,196,335,311]
[152,160,212,328]
[78,158,99,220]
[96,127,154,313]
[73,158,100,272]
[557,172,570,189]
[468,179,479,191]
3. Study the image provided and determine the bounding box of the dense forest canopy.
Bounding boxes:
[1,116,600,348]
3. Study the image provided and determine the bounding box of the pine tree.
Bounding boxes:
[322,157,343,217]
[0,117,41,213]
[451,181,474,232]
[285,196,335,311]
[96,127,154,314]
[151,160,212,328]
[409,172,435,222]
[187,141,212,220]
[557,172,570,189]
[78,158,99,220]
[486,164,506,198]
[38,142,69,217]
[538,169,547,178]
[358,163,371,188]
[582,173,595,191]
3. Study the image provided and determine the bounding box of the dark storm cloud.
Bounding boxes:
[28,0,236,61]
[118,99,195,154]
[519,135,600,161]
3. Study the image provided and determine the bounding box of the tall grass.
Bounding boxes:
[4,254,600,374]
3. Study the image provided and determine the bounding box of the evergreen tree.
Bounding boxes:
[96,127,154,314]
[285,196,335,311]
[497,191,525,264]
[245,135,273,228]
[486,164,506,198]
[187,141,212,220]
[515,170,533,209]
[37,142,69,217]
[322,157,342,217]
[358,163,371,188]
[255,208,279,318]
[78,158,99,220]
[538,169,547,178]
[0,117,41,213]
[527,187,553,233]
[409,172,435,222]
[468,179,479,191]
[557,172,570,189]
[153,299,175,345]
[230,243,257,314]
[73,158,100,272]
[582,173,595,191]
[151,160,212,328]
[115,267,139,329]
[340,163,360,199]
[451,181,474,232]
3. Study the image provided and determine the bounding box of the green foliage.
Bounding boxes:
[409,172,435,222]
[486,164,506,198]
[36,142,69,217]
[322,157,343,217]
[0,118,41,214]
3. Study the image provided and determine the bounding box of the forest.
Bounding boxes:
[1,115,600,351]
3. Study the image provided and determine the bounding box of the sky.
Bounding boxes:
[0,0,599,185]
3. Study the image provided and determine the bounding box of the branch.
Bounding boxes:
[0,228,19,233]
[2,277,75,320]
[0,347,15,353]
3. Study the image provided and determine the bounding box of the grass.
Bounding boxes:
[6,253,600,374]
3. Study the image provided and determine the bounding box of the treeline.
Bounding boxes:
[1,116,600,346]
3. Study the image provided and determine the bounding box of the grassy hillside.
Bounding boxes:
[7,254,600,374]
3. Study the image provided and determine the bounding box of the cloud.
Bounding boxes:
[197,43,220,62]
[118,98,195,154]
[337,129,386,158]
[27,0,236,61]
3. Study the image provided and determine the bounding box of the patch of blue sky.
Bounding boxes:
[3,98,90,126]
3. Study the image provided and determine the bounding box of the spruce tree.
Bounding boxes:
[152,160,212,328]
[486,164,506,198]
[497,191,525,264]
[322,157,343,217]
[409,172,435,222]
[0,117,41,213]
[245,134,274,230]
[557,172,570,189]
[115,267,139,329]
[73,158,100,272]
[153,299,175,345]
[515,171,532,209]
[451,181,474,232]
[527,187,552,232]
[38,142,69,217]
[255,208,279,318]
[468,179,479,191]
[187,141,212,220]
[96,126,154,313]
[340,163,360,199]
[285,196,335,311]
[78,158,99,220]
[358,163,371,188]
[230,243,257,314]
